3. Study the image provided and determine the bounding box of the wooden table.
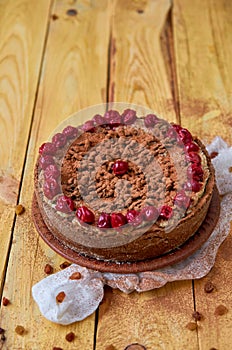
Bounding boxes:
[0,0,232,349]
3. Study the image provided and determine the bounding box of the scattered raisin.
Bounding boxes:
[192,311,203,321]
[229,166,232,173]
[214,304,228,316]
[105,345,116,350]
[15,325,25,335]
[186,322,197,331]
[53,348,63,350]
[0,328,5,334]
[1,334,6,341]
[65,331,75,342]
[15,204,25,215]
[51,14,59,20]
[44,264,53,274]
[209,348,217,350]
[56,291,66,303]
[2,297,9,306]
[204,281,215,293]
[60,261,71,269]
[69,272,81,280]
[210,151,218,159]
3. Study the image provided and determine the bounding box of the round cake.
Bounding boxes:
[33,108,219,271]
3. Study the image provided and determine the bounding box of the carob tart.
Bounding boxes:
[33,109,219,272]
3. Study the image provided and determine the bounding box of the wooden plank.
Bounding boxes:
[0,0,110,349]
[108,0,177,121]
[96,1,198,349]
[173,0,232,144]
[0,0,52,291]
[173,0,232,349]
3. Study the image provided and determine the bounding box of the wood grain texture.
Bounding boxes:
[0,0,52,292]
[174,0,232,143]
[108,0,176,121]
[97,284,198,350]
[173,1,232,349]
[0,0,110,349]
[96,1,198,349]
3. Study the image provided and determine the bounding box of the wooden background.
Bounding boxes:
[0,0,232,349]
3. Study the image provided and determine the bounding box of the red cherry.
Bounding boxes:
[44,164,60,179]
[76,206,95,223]
[186,152,201,165]
[184,180,202,193]
[55,195,75,213]
[39,142,57,155]
[112,160,128,175]
[141,206,159,221]
[111,213,127,228]
[167,127,179,140]
[178,128,193,144]
[131,214,144,226]
[126,209,139,223]
[82,120,96,133]
[121,109,137,125]
[97,213,112,228]
[144,114,159,128]
[172,124,182,132]
[159,205,173,219]
[39,143,46,154]
[104,110,122,127]
[92,114,106,126]
[185,142,199,152]
[62,125,78,139]
[52,133,67,148]
[174,190,190,209]
[43,178,60,199]
[39,155,55,170]
[187,164,204,181]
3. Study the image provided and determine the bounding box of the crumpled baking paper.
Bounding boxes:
[32,137,232,324]
[32,264,104,325]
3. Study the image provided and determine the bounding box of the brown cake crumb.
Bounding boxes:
[65,331,75,342]
[60,261,71,269]
[1,334,6,341]
[2,297,9,306]
[15,204,25,215]
[210,151,218,159]
[56,291,66,303]
[229,166,232,173]
[214,304,228,316]
[69,272,81,280]
[44,264,53,274]
[209,348,217,350]
[15,325,25,335]
[192,311,203,321]
[204,281,215,293]
[186,322,197,331]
